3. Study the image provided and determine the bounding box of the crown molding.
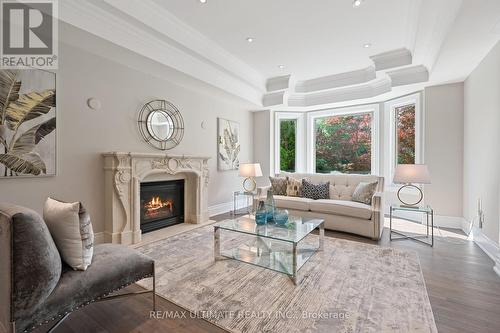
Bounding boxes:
[266,75,292,92]
[295,67,376,93]
[387,65,429,87]
[404,0,423,53]
[59,0,264,106]
[288,78,392,107]
[370,48,413,71]
[103,0,265,91]
[411,0,463,73]
[263,91,287,107]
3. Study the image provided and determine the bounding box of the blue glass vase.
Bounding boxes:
[265,190,275,223]
[255,200,267,225]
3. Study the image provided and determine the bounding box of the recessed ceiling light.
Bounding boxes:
[246,37,254,43]
[199,0,207,3]
[363,43,371,48]
[353,0,362,7]
[278,65,285,69]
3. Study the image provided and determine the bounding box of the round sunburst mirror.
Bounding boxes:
[138,99,184,150]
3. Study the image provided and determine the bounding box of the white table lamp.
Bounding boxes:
[239,163,262,192]
[393,164,431,207]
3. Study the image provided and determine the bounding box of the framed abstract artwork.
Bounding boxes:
[0,69,56,178]
[217,118,240,171]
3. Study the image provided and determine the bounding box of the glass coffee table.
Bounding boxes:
[213,216,324,285]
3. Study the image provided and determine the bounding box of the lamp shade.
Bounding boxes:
[239,163,263,177]
[393,164,431,184]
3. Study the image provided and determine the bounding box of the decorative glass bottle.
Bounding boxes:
[255,200,267,225]
[265,190,275,223]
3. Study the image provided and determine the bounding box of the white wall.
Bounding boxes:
[424,83,464,218]
[253,110,272,186]
[0,24,257,233]
[464,41,500,244]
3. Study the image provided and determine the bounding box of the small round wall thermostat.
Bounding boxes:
[87,98,102,110]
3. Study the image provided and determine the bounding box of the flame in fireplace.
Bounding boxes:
[144,196,173,219]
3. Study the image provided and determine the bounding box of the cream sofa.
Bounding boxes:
[257,173,385,240]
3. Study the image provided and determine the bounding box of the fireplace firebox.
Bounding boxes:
[140,180,184,233]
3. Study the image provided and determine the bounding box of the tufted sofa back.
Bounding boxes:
[279,172,384,201]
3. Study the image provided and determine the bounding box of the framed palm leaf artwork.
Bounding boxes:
[217,118,240,171]
[0,69,56,178]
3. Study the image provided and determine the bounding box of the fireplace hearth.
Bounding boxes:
[140,180,184,233]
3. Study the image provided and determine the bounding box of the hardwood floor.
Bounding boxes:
[35,212,500,333]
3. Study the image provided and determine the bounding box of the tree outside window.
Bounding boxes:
[395,104,416,164]
[315,113,372,174]
[280,119,296,172]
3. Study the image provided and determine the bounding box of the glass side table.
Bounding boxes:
[232,191,256,216]
[390,204,434,247]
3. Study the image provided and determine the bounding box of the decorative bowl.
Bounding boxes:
[273,209,289,226]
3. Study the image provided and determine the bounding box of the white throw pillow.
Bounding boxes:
[43,197,94,270]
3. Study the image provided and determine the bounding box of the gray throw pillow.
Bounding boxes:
[301,179,330,200]
[352,181,378,205]
[269,176,288,195]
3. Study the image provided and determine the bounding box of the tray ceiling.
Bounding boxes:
[154,0,415,80]
[58,0,500,108]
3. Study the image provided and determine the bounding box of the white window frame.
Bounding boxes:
[274,112,305,174]
[384,93,423,188]
[306,104,380,175]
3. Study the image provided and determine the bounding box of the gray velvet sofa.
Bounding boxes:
[0,203,156,333]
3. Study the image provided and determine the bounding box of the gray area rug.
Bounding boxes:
[137,226,437,333]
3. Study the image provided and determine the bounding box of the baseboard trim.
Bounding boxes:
[472,227,500,278]
[434,215,467,230]
[461,219,473,235]
[94,232,105,245]
[208,201,233,217]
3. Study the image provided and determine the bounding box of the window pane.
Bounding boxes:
[280,119,296,172]
[396,104,416,164]
[315,113,372,174]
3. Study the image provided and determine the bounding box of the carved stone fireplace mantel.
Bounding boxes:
[103,152,210,245]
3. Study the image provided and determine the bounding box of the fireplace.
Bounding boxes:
[140,180,184,233]
[103,153,209,244]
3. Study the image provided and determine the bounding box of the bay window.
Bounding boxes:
[273,92,421,180]
[274,112,304,174]
[384,93,422,186]
[395,104,416,164]
[307,105,380,175]
[279,119,297,172]
[314,113,372,174]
